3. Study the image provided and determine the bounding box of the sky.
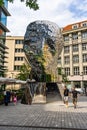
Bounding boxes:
[7,0,87,36]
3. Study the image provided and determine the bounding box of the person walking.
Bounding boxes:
[63,86,69,108]
[71,86,79,109]
[4,91,8,106]
[13,94,17,105]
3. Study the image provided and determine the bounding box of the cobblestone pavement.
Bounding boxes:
[0,95,87,130]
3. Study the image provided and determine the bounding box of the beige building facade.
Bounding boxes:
[5,36,29,90]
[58,20,87,88]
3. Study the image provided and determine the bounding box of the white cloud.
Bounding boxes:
[7,0,87,36]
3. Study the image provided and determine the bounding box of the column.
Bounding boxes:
[78,31,83,88]
[69,34,73,75]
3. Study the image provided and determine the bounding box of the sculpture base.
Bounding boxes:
[32,94,46,104]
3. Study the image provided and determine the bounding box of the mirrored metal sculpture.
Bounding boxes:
[23,20,64,82]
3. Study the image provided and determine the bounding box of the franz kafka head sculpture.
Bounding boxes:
[23,20,64,81]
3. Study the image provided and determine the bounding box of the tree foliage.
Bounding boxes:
[0,0,39,10]
[16,63,31,80]
[58,67,69,83]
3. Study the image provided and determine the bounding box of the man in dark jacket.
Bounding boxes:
[63,86,69,108]
[4,91,8,106]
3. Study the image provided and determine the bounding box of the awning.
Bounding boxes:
[0,77,26,85]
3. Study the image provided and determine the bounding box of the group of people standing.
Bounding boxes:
[4,90,17,106]
[63,86,79,109]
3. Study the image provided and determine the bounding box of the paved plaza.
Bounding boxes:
[0,95,87,130]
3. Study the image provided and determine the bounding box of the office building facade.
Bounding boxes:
[5,36,29,90]
[0,0,10,76]
[58,20,87,88]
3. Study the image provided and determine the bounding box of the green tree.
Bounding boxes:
[58,67,69,83]
[0,0,39,10]
[16,63,31,80]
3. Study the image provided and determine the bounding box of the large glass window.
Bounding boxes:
[82,43,87,50]
[73,44,78,52]
[83,66,87,75]
[83,54,87,62]
[64,56,70,64]
[4,0,8,8]
[65,68,70,76]
[73,55,79,63]
[74,67,79,75]
[82,32,87,39]
[1,11,7,26]
[64,46,69,53]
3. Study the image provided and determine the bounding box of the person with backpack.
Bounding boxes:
[71,86,79,109]
[63,86,69,108]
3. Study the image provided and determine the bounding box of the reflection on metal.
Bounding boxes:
[21,82,46,104]
[24,20,64,82]
[30,82,46,104]
[27,80,46,103]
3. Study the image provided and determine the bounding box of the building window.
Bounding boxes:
[15,57,24,61]
[15,40,24,44]
[64,56,70,64]
[82,43,87,50]
[64,46,69,53]
[73,55,79,63]
[64,35,69,41]
[1,11,7,26]
[72,33,78,40]
[83,54,87,62]
[72,24,78,29]
[15,48,24,52]
[83,66,87,75]
[82,32,87,39]
[21,49,24,52]
[58,57,61,64]
[82,22,87,27]
[72,44,78,52]
[74,67,79,75]
[15,49,17,52]
[65,68,70,76]
[14,65,21,70]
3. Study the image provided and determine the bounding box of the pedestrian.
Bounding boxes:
[3,90,6,96]
[71,86,79,109]
[13,94,17,105]
[4,91,8,106]
[6,90,11,103]
[63,86,69,108]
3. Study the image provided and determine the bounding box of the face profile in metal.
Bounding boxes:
[23,20,64,81]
